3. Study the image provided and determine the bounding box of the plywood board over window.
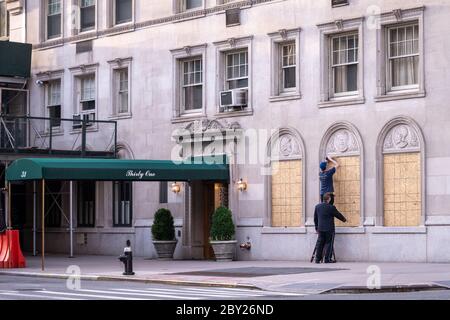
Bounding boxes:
[383,153,421,227]
[271,160,302,227]
[321,124,363,228]
[333,156,360,227]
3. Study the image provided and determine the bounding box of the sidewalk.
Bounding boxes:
[1,255,450,294]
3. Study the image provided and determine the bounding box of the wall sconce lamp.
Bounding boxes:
[171,182,181,194]
[237,178,247,192]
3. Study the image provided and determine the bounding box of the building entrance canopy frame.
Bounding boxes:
[5,157,230,270]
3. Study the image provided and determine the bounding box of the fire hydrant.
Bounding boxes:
[119,240,135,276]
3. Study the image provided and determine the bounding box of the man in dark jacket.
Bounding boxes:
[314,192,347,263]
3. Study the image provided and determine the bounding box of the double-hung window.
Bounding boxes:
[182,0,202,11]
[0,0,8,38]
[388,24,419,90]
[118,69,129,113]
[80,75,95,112]
[331,33,359,96]
[281,42,296,91]
[80,0,95,32]
[115,0,132,25]
[47,0,62,39]
[47,80,62,128]
[226,50,248,90]
[181,58,203,112]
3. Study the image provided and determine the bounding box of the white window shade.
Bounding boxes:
[226,51,248,89]
[388,24,419,89]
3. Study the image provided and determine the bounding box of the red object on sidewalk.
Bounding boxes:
[0,230,26,269]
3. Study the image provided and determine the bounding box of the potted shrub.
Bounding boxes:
[151,208,177,259]
[210,206,237,262]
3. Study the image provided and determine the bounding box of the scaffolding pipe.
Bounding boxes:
[33,181,36,256]
[7,182,11,229]
[41,179,45,271]
[69,181,74,258]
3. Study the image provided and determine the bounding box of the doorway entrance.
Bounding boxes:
[202,182,229,260]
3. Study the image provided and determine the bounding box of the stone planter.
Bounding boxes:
[210,240,237,262]
[153,240,178,260]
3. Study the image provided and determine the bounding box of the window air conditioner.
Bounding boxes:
[72,112,95,129]
[72,114,82,129]
[219,89,248,111]
[83,112,95,127]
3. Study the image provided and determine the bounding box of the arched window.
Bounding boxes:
[320,122,364,227]
[378,117,424,227]
[267,128,305,227]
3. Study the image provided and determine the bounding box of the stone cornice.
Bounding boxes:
[33,0,275,51]
[35,69,65,79]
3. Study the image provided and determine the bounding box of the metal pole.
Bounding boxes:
[33,181,36,256]
[3,162,8,230]
[7,182,11,229]
[81,120,86,157]
[41,179,45,271]
[69,181,73,258]
[114,122,118,158]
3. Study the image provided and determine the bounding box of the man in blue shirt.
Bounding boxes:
[319,156,340,205]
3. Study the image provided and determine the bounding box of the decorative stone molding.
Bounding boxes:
[379,117,423,154]
[383,124,420,153]
[267,127,304,161]
[35,69,65,80]
[326,129,359,156]
[6,0,23,15]
[278,29,288,40]
[227,38,237,48]
[320,122,363,158]
[182,119,242,135]
[270,133,302,161]
[33,0,279,50]
[393,9,403,22]
[334,19,344,31]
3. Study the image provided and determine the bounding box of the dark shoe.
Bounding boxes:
[324,260,336,264]
[315,261,321,264]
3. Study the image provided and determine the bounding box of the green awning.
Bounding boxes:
[6,158,229,182]
[0,41,32,78]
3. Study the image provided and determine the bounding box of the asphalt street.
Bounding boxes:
[0,275,449,300]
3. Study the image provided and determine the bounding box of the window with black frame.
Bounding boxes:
[80,0,95,32]
[47,79,62,128]
[113,181,132,227]
[47,0,62,39]
[77,181,96,227]
[115,0,132,25]
[45,181,62,228]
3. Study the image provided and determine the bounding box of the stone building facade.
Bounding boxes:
[2,0,450,262]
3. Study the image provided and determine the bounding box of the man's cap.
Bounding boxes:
[320,161,327,171]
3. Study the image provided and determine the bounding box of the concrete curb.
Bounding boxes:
[322,283,449,294]
[0,271,261,291]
